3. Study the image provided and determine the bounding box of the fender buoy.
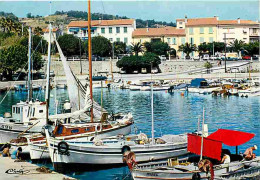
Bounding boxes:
[57,141,69,155]
[121,146,131,154]
[192,172,201,180]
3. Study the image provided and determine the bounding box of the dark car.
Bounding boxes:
[242,55,251,60]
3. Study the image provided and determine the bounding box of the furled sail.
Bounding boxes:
[53,35,105,119]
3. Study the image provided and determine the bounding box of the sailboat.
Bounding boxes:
[27,7,133,160]
[0,27,48,144]
[45,69,188,171]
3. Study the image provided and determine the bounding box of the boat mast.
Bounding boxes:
[151,63,155,145]
[88,0,94,122]
[200,107,205,160]
[45,23,52,124]
[28,27,33,101]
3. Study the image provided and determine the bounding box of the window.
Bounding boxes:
[124,27,127,33]
[101,28,105,34]
[109,38,113,42]
[116,38,120,42]
[190,37,194,44]
[16,107,19,114]
[13,107,15,113]
[200,37,204,43]
[167,38,170,44]
[181,37,185,44]
[109,27,112,33]
[116,27,120,33]
[209,27,213,34]
[189,28,193,35]
[17,107,20,114]
[172,37,176,45]
[209,37,214,43]
[71,129,79,133]
[73,32,77,35]
[200,27,204,34]
[124,37,128,44]
[179,22,183,25]
[253,28,257,34]
[39,110,44,113]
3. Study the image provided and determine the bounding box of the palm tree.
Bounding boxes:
[198,42,208,56]
[131,42,143,56]
[229,39,244,53]
[178,43,197,59]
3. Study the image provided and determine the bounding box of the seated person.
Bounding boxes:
[2,144,11,157]
[220,154,230,164]
[243,145,257,160]
[11,147,22,159]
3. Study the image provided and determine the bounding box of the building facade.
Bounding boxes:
[67,19,136,46]
[42,28,62,43]
[176,16,260,57]
[217,19,260,44]
[132,27,186,57]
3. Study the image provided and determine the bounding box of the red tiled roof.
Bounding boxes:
[185,17,218,26]
[68,19,135,27]
[42,28,59,33]
[132,27,185,37]
[218,20,259,25]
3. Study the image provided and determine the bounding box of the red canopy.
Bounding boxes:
[207,129,255,146]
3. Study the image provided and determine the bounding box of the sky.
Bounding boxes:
[0,0,259,22]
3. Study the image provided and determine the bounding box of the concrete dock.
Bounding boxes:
[0,157,74,180]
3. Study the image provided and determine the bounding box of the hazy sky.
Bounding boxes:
[0,0,259,22]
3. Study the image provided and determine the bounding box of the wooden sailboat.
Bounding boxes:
[27,1,133,161]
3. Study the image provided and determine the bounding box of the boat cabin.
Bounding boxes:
[11,100,47,124]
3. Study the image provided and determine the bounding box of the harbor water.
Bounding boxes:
[0,89,259,179]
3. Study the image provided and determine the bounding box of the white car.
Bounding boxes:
[203,54,210,60]
[159,55,167,61]
[193,56,200,61]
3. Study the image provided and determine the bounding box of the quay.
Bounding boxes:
[0,156,74,180]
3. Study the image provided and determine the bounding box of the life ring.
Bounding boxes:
[121,146,131,154]
[57,141,69,155]
[192,172,201,180]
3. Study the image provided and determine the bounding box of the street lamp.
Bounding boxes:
[223,32,234,73]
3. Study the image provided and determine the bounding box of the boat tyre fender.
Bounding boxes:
[57,141,70,156]
[192,172,201,180]
[122,146,131,154]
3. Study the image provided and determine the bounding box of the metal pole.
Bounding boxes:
[79,36,82,75]
[28,27,32,101]
[224,33,227,73]
[45,23,52,125]
[151,79,154,145]
[88,0,94,122]
[200,107,205,161]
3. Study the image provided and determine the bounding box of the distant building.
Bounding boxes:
[217,19,260,44]
[175,16,260,57]
[132,27,186,57]
[67,19,136,46]
[42,28,62,43]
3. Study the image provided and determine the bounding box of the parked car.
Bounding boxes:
[203,54,210,60]
[193,56,200,61]
[159,55,167,61]
[242,55,251,60]
[141,68,147,74]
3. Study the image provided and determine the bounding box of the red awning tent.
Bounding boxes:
[207,129,255,146]
[188,129,255,161]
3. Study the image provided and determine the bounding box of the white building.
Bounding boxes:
[42,28,62,43]
[67,19,136,46]
[217,19,260,44]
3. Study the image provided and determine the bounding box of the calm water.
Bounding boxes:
[0,89,259,180]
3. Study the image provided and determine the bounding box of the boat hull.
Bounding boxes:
[30,124,132,160]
